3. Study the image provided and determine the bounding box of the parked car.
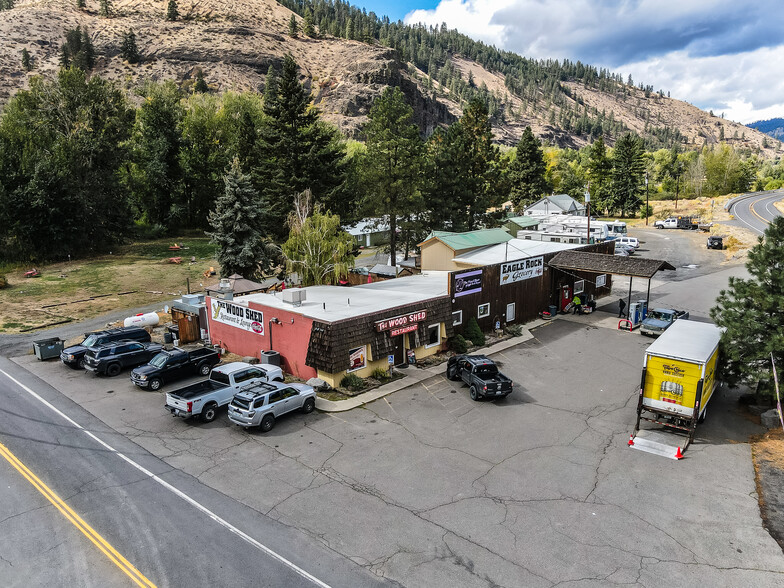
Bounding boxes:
[83,340,164,376]
[614,242,630,256]
[615,236,639,250]
[60,327,151,369]
[130,347,221,391]
[654,216,698,230]
[640,308,690,336]
[446,355,513,401]
[707,235,723,250]
[165,362,284,422]
[228,381,316,432]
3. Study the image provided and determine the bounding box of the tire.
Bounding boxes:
[260,413,275,432]
[77,357,86,369]
[656,225,663,229]
[198,363,211,376]
[106,363,121,377]
[201,403,218,423]
[148,378,162,391]
[469,385,481,401]
[301,398,315,414]
[698,406,707,424]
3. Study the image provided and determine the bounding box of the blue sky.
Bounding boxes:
[351,0,784,123]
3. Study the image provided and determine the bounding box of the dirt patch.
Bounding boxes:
[753,427,784,551]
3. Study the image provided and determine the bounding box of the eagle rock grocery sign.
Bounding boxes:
[211,300,265,334]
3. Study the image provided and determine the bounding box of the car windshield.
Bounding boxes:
[475,365,498,377]
[82,335,99,347]
[650,311,672,321]
[149,353,168,368]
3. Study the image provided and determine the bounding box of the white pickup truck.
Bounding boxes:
[165,362,284,423]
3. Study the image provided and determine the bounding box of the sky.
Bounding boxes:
[356,0,784,124]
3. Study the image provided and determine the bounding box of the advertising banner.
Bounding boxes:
[499,256,544,285]
[453,269,483,297]
[348,346,367,372]
[210,299,264,335]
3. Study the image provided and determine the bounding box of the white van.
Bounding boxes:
[615,236,639,250]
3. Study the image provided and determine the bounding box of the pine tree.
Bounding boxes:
[610,132,645,216]
[121,29,140,64]
[263,65,277,107]
[288,14,298,38]
[193,68,208,92]
[207,158,275,279]
[345,16,354,39]
[76,0,85,9]
[166,0,178,21]
[59,44,70,69]
[99,0,111,17]
[711,217,784,393]
[586,136,612,212]
[508,126,548,211]
[21,48,32,71]
[303,10,314,37]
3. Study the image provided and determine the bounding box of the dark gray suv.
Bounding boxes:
[60,327,151,369]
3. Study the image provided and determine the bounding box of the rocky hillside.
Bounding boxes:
[0,0,780,156]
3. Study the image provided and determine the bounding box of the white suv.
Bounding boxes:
[228,381,316,432]
[615,236,639,250]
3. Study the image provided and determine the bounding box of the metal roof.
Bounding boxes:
[548,251,676,278]
[645,320,722,364]
[454,238,578,266]
[504,216,541,229]
[420,229,512,251]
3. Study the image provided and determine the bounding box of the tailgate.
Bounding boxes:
[166,393,189,411]
[643,356,701,417]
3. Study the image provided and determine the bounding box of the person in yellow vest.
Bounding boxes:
[572,294,582,314]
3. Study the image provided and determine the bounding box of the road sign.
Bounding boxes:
[388,354,394,364]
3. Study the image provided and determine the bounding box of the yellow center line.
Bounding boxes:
[749,198,771,226]
[0,441,156,588]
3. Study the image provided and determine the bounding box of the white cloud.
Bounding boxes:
[404,0,784,123]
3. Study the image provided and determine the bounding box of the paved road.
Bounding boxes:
[0,357,391,588]
[728,189,784,235]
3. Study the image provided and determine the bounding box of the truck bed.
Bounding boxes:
[168,379,224,400]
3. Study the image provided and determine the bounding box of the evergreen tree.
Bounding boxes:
[207,158,275,279]
[508,126,548,211]
[254,54,349,241]
[121,29,140,64]
[99,0,111,17]
[73,28,95,71]
[288,14,298,38]
[193,68,208,93]
[345,16,354,40]
[302,9,314,37]
[360,86,423,267]
[76,0,85,9]
[59,44,70,69]
[610,132,645,216]
[166,0,178,21]
[263,65,278,106]
[0,0,14,9]
[586,136,612,212]
[21,48,31,71]
[711,217,784,393]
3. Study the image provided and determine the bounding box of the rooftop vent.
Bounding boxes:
[281,288,307,306]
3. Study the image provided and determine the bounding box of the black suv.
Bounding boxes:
[83,340,164,376]
[60,327,151,369]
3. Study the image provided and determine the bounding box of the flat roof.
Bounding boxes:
[645,320,722,364]
[231,272,450,323]
[454,238,579,266]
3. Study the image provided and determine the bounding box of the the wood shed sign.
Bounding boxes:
[211,299,264,334]
[375,310,427,333]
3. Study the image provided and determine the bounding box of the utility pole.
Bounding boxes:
[675,164,680,210]
[584,185,591,244]
[645,172,649,226]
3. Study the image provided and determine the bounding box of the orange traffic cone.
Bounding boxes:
[674,446,684,460]
[627,434,635,446]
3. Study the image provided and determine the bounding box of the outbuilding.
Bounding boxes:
[206,272,452,388]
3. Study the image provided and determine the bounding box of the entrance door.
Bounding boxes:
[506,302,516,323]
[560,285,572,312]
[393,335,405,366]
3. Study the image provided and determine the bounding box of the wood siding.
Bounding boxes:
[171,308,200,344]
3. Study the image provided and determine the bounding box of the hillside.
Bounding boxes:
[748,118,784,140]
[0,0,780,155]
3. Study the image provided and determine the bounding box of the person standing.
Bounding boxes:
[573,294,582,314]
[618,298,626,318]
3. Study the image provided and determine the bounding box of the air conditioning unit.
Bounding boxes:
[281,289,307,306]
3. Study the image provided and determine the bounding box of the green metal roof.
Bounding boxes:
[504,216,540,229]
[424,229,513,251]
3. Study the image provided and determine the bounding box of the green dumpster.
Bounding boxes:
[33,338,64,360]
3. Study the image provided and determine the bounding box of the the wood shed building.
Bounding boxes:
[206,272,452,388]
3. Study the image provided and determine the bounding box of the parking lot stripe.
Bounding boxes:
[0,368,333,588]
[0,440,156,588]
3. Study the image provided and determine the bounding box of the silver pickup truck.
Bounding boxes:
[165,362,284,422]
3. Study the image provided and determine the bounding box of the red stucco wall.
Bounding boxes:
[206,296,317,380]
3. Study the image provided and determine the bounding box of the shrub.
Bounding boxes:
[448,334,468,354]
[463,316,485,346]
[340,372,364,391]
[0,274,6,289]
[371,367,389,380]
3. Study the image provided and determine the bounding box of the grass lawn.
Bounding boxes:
[0,236,219,333]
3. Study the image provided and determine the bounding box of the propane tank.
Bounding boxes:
[123,312,160,328]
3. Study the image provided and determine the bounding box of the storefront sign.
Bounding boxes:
[348,346,367,372]
[499,256,544,285]
[390,324,418,337]
[375,310,427,332]
[453,269,483,297]
[596,274,606,288]
[210,299,264,335]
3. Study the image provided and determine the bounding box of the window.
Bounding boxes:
[268,391,283,404]
[281,387,299,399]
[452,311,462,326]
[233,369,250,383]
[596,274,606,288]
[574,280,585,294]
[253,397,266,409]
[426,324,441,348]
[478,303,490,319]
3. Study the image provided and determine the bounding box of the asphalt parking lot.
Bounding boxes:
[15,301,784,586]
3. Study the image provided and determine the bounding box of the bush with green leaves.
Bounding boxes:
[448,334,468,354]
[463,316,485,347]
[371,367,389,380]
[340,372,364,391]
[0,274,7,289]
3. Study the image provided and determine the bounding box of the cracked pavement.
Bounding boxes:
[14,303,784,587]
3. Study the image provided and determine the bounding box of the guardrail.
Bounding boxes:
[725,189,784,212]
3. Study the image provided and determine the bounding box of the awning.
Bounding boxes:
[548,251,676,278]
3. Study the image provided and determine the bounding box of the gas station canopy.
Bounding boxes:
[548,251,675,278]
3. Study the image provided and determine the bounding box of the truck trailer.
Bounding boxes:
[630,320,722,458]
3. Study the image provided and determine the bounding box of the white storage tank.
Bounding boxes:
[123,312,160,328]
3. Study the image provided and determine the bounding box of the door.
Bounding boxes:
[393,335,405,366]
[506,302,516,323]
[560,285,572,312]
